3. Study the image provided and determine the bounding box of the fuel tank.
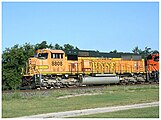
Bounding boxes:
[81,75,120,85]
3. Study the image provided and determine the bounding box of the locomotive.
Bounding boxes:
[146,53,159,82]
[21,49,159,89]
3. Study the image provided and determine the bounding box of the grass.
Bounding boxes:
[2,84,159,118]
[72,106,159,118]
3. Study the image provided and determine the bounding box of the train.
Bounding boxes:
[21,49,159,89]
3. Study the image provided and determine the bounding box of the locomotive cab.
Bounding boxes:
[21,49,66,89]
[35,49,65,74]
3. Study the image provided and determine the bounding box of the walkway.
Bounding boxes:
[18,101,159,118]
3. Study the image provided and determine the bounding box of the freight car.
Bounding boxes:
[21,49,159,89]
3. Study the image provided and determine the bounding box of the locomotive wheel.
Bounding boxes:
[47,86,51,89]
[65,84,70,88]
[52,84,57,88]
[40,86,47,89]
[120,80,127,85]
[128,81,135,85]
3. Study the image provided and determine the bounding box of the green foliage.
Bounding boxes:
[132,46,142,54]
[35,41,53,50]
[110,50,117,53]
[63,44,74,51]
[54,43,63,50]
[152,50,159,54]
[2,43,35,90]
[132,46,159,58]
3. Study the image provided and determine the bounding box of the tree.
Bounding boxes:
[75,46,79,51]
[132,46,142,54]
[152,50,159,54]
[132,46,156,59]
[110,50,117,53]
[63,44,74,51]
[35,41,53,50]
[2,45,23,90]
[23,43,35,58]
[2,43,35,90]
[142,46,152,57]
[48,43,54,49]
[54,43,63,50]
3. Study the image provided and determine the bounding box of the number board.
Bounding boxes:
[52,61,63,66]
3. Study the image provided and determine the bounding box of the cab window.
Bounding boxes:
[38,53,48,59]
[51,53,63,59]
[154,56,159,62]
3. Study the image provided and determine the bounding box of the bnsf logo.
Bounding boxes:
[52,61,63,66]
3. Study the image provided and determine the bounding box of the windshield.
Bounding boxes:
[38,53,48,59]
[154,56,159,62]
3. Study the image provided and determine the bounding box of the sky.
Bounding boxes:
[2,2,159,52]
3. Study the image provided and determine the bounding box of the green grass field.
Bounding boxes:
[2,84,159,118]
[72,106,159,118]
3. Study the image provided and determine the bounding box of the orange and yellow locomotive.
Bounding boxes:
[146,53,159,81]
[21,49,159,89]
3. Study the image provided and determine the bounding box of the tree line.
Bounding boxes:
[110,46,159,58]
[2,41,159,90]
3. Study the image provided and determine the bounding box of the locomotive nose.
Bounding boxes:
[29,57,37,65]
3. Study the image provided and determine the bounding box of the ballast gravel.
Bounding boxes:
[57,93,102,99]
[18,101,159,118]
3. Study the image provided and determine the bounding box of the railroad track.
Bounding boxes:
[2,85,106,93]
[2,82,159,94]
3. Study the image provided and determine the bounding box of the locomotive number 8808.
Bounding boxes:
[21,49,159,89]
